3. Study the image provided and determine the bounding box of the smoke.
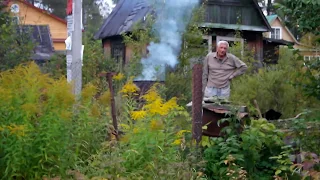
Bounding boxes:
[136,0,199,81]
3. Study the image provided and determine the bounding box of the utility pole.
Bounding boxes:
[66,0,82,96]
[71,0,82,96]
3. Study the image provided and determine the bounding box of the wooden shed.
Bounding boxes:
[95,0,271,65]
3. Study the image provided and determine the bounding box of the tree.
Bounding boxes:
[0,1,34,71]
[276,0,320,35]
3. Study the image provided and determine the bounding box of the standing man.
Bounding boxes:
[202,41,247,99]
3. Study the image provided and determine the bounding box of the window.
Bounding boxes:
[202,35,212,53]
[270,27,281,39]
[111,40,125,65]
[304,56,320,61]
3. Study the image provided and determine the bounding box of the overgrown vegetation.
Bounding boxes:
[1,0,320,179]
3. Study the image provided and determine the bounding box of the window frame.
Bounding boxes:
[270,27,282,40]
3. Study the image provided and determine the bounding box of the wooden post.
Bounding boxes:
[192,64,203,144]
[100,72,119,140]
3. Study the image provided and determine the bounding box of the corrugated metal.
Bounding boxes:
[18,25,54,61]
[94,0,151,40]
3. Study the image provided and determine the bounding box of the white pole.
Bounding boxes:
[71,0,82,96]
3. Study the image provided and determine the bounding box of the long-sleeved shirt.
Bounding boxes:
[202,52,247,93]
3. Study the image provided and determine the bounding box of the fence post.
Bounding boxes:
[192,63,203,145]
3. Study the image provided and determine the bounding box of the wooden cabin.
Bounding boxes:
[95,0,271,66]
[6,0,67,52]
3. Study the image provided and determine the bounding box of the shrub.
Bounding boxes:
[230,47,319,118]
[80,82,206,179]
[0,63,108,179]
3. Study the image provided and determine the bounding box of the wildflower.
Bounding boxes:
[130,110,147,120]
[98,90,111,106]
[142,87,161,102]
[150,119,163,130]
[176,130,191,137]
[7,124,27,137]
[172,139,182,145]
[91,103,101,117]
[21,103,38,116]
[81,83,97,102]
[113,73,125,81]
[120,77,140,96]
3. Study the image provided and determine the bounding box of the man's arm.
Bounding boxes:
[202,54,209,96]
[229,55,248,79]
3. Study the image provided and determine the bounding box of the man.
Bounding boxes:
[202,41,247,99]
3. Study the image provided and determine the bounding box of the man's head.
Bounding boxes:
[217,41,229,58]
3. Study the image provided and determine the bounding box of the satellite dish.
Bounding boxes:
[10,4,20,14]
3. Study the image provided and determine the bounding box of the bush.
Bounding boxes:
[230,47,319,118]
[0,63,108,179]
[204,113,294,179]
[79,82,206,179]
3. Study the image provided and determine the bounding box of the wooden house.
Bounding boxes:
[264,14,319,61]
[95,0,272,66]
[6,0,67,52]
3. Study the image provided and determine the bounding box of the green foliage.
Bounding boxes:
[230,47,319,118]
[0,63,108,179]
[0,4,34,71]
[276,0,320,35]
[79,83,206,179]
[204,117,293,180]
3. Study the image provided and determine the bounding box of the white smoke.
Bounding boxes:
[136,0,199,81]
[96,0,116,18]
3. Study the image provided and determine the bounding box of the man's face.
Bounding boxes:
[217,43,228,57]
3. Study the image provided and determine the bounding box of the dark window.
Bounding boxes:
[111,40,125,65]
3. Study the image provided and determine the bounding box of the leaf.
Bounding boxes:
[275,169,282,175]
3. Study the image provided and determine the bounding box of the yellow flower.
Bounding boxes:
[21,103,38,116]
[142,87,161,102]
[98,90,111,106]
[176,130,191,137]
[172,139,182,145]
[81,83,98,102]
[120,77,140,96]
[91,103,101,117]
[150,119,164,130]
[130,110,147,120]
[7,124,27,137]
[113,73,125,81]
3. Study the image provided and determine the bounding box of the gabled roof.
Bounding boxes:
[95,0,271,40]
[94,0,151,40]
[266,14,277,24]
[252,0,272,31]
[19,25,54,60]
[5,0,67,25]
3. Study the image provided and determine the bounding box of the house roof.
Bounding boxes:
[19,25,54,61]
[5,0,67,25]
[95,0,271,40]
[266,14,277,24]
[94,0,151,40]
[263,37,294,46]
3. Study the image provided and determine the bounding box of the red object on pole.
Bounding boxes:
[66,0,73,15]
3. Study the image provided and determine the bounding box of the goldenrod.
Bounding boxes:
[113,73,125,81]
[130,110,147,120]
